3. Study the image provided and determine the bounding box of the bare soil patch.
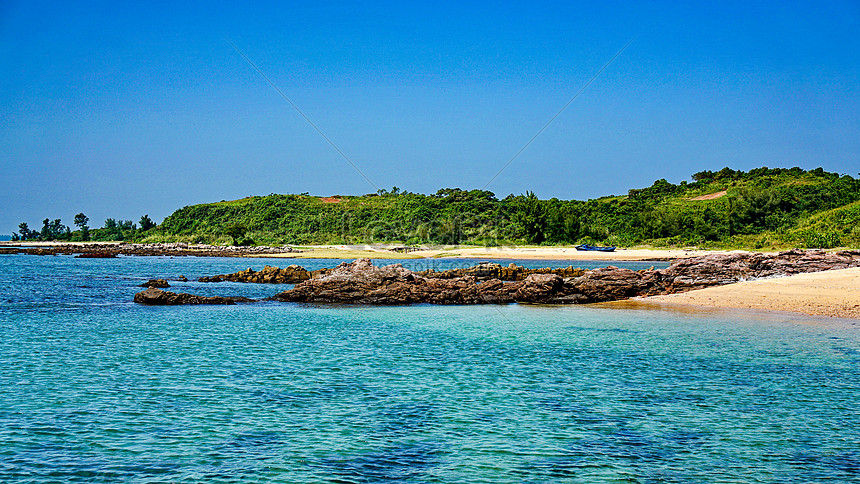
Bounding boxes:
[689,190,727,201]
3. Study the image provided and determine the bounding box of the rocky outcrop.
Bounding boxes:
[197,261,584,285]
[75,252,118,258]
[132,249,860,306]
[133,287,255,305]
[140,279,170,288]
[0,243,299,258]
[660,249,860,292]
[270,259,619,305]
[270,250,860,305]
[199,265,324,284]
[416,262,584,281]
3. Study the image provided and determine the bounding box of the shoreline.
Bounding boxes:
[633,267,860,320]
[258,245,755,261]
[6,242,857,319]
[2,241,753,261]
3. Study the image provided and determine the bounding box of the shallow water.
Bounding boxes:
[1,254,859,482]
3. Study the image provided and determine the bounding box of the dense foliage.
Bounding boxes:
[13,167,860,249]
[147,167,860,249]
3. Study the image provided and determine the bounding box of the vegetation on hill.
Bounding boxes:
[12,167,860,249]
[146,166,860,249]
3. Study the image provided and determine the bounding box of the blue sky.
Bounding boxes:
[2,1,858,233]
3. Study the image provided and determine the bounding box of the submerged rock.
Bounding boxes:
[133,287,255,305]
[75,252,117,258]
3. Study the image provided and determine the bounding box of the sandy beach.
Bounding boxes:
[266,244,747,261]
[641,267,860,319]
[3,240,736,261]
[7,241,857,318]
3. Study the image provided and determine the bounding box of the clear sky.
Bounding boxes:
[2,1,858,233]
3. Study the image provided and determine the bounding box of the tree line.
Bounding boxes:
[12,213,156,242]
[10,167,860,249]
[152,167,860,249]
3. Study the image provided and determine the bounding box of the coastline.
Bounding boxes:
[635,267,860,319]
[7,241,857,319]
[2,241,751,261]
[259,245,752,261]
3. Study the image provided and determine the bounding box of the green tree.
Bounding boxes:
[224,223,247,246]
[102,218,124,240]
[74,213,90,241]
[17,222,33,240]
[511,192,547,243]
[49,219,69,240]
[139,214,156,231]
[74,213,88,226]
[40,219,51,240]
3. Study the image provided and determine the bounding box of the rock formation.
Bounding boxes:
[140,279,170,288]
[199,265,324,284]
[133,249,860,306]
[133,287,255,305]
[75,252,118,258]
[0,243,299,258]
[270,250,860,305]
[197,261,583,285]
[416,262,584,281]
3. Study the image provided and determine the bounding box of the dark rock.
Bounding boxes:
[416,262,584,281]
[177,275,188,282]
[3,243,299,258]
[140,279,170,288]
[133,287,255,305]
[199,264,320,283]
[75,252,117,258]
[136,250,860,307]
[270,251,860,305]
[514,274,563,302]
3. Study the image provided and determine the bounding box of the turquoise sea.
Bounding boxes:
[1,254,859,482]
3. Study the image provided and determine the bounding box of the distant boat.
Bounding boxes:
[574,244,616,252]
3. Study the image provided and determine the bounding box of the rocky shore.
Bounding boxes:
[270,249,860,304]
[0,242,298,257]
[196,261,585,284]
[134,249,860,306]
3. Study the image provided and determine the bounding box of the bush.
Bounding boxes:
[803,230,841,249]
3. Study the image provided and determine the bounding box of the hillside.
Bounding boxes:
[147,167,859,249]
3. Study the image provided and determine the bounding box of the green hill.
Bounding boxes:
[146,166,860,249]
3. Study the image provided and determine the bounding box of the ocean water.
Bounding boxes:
[1,254,859,483]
